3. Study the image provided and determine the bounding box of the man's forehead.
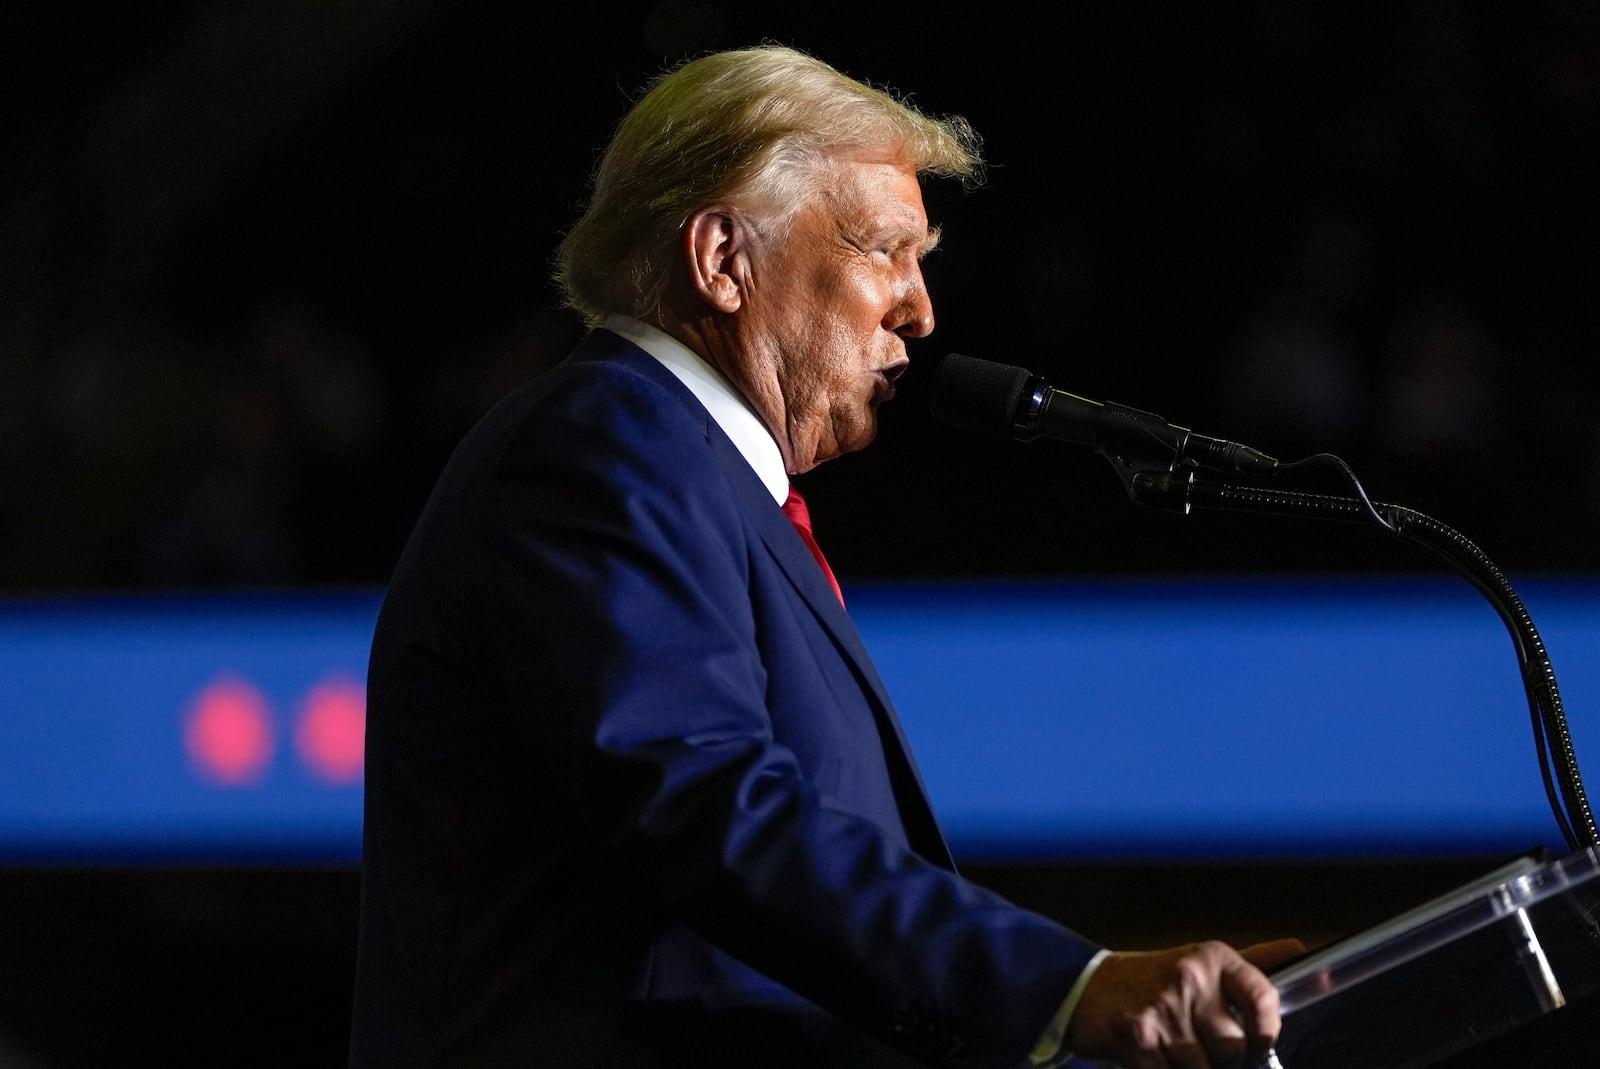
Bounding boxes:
[825,156,930,229]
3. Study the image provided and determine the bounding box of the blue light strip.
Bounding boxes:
[1,578,1594,863]
[860,576,1599,860]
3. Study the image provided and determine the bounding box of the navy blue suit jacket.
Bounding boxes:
[350,330,1103,1067]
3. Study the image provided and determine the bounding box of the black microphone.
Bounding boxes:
[928,352,1279,475]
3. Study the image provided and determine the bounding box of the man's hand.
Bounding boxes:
[1065,938,1306,1068]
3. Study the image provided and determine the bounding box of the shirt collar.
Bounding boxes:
[602,314,789,505]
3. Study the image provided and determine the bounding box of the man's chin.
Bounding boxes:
[840,412,881,455]
[838,425,876,460]
[802,424,877,470]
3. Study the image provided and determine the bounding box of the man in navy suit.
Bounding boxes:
[350,45,1301,1068]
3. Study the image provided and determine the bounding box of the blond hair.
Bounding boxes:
[553,46,983,325]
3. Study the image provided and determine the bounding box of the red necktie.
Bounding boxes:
[782,487,845,608]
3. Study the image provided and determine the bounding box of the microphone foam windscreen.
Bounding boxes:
[928,353,1032,438]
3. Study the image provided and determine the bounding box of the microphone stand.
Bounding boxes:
[1119,459,1597,853]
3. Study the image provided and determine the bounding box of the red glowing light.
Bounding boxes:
[185,675,276,785]
[294,673,366,784]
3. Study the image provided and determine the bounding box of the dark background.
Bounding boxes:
[6,0,1598,591]
[3,1,1598,1064]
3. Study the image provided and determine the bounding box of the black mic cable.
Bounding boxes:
[928,351,1595,851]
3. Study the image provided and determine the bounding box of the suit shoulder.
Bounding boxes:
[478,354,712,460]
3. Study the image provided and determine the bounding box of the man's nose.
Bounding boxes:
[888,272,934,338]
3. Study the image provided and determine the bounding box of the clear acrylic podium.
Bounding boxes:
[1255,846,1600,1068]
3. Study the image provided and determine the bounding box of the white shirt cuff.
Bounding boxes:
[1030,948,1113,1067]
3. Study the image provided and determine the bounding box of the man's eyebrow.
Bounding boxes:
[853,217,941,258]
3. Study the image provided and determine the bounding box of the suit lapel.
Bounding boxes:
[712,435,952,866]
[701,418,954,871]
[572,333,878,677]
[573,333,953,867]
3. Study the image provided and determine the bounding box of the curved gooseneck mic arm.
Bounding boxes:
[1126,460,1597,853]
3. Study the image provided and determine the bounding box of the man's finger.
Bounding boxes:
[1240,937,1308,971]
[1220,952,1284,1051]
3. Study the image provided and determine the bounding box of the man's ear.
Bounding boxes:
[683,207,753,314]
